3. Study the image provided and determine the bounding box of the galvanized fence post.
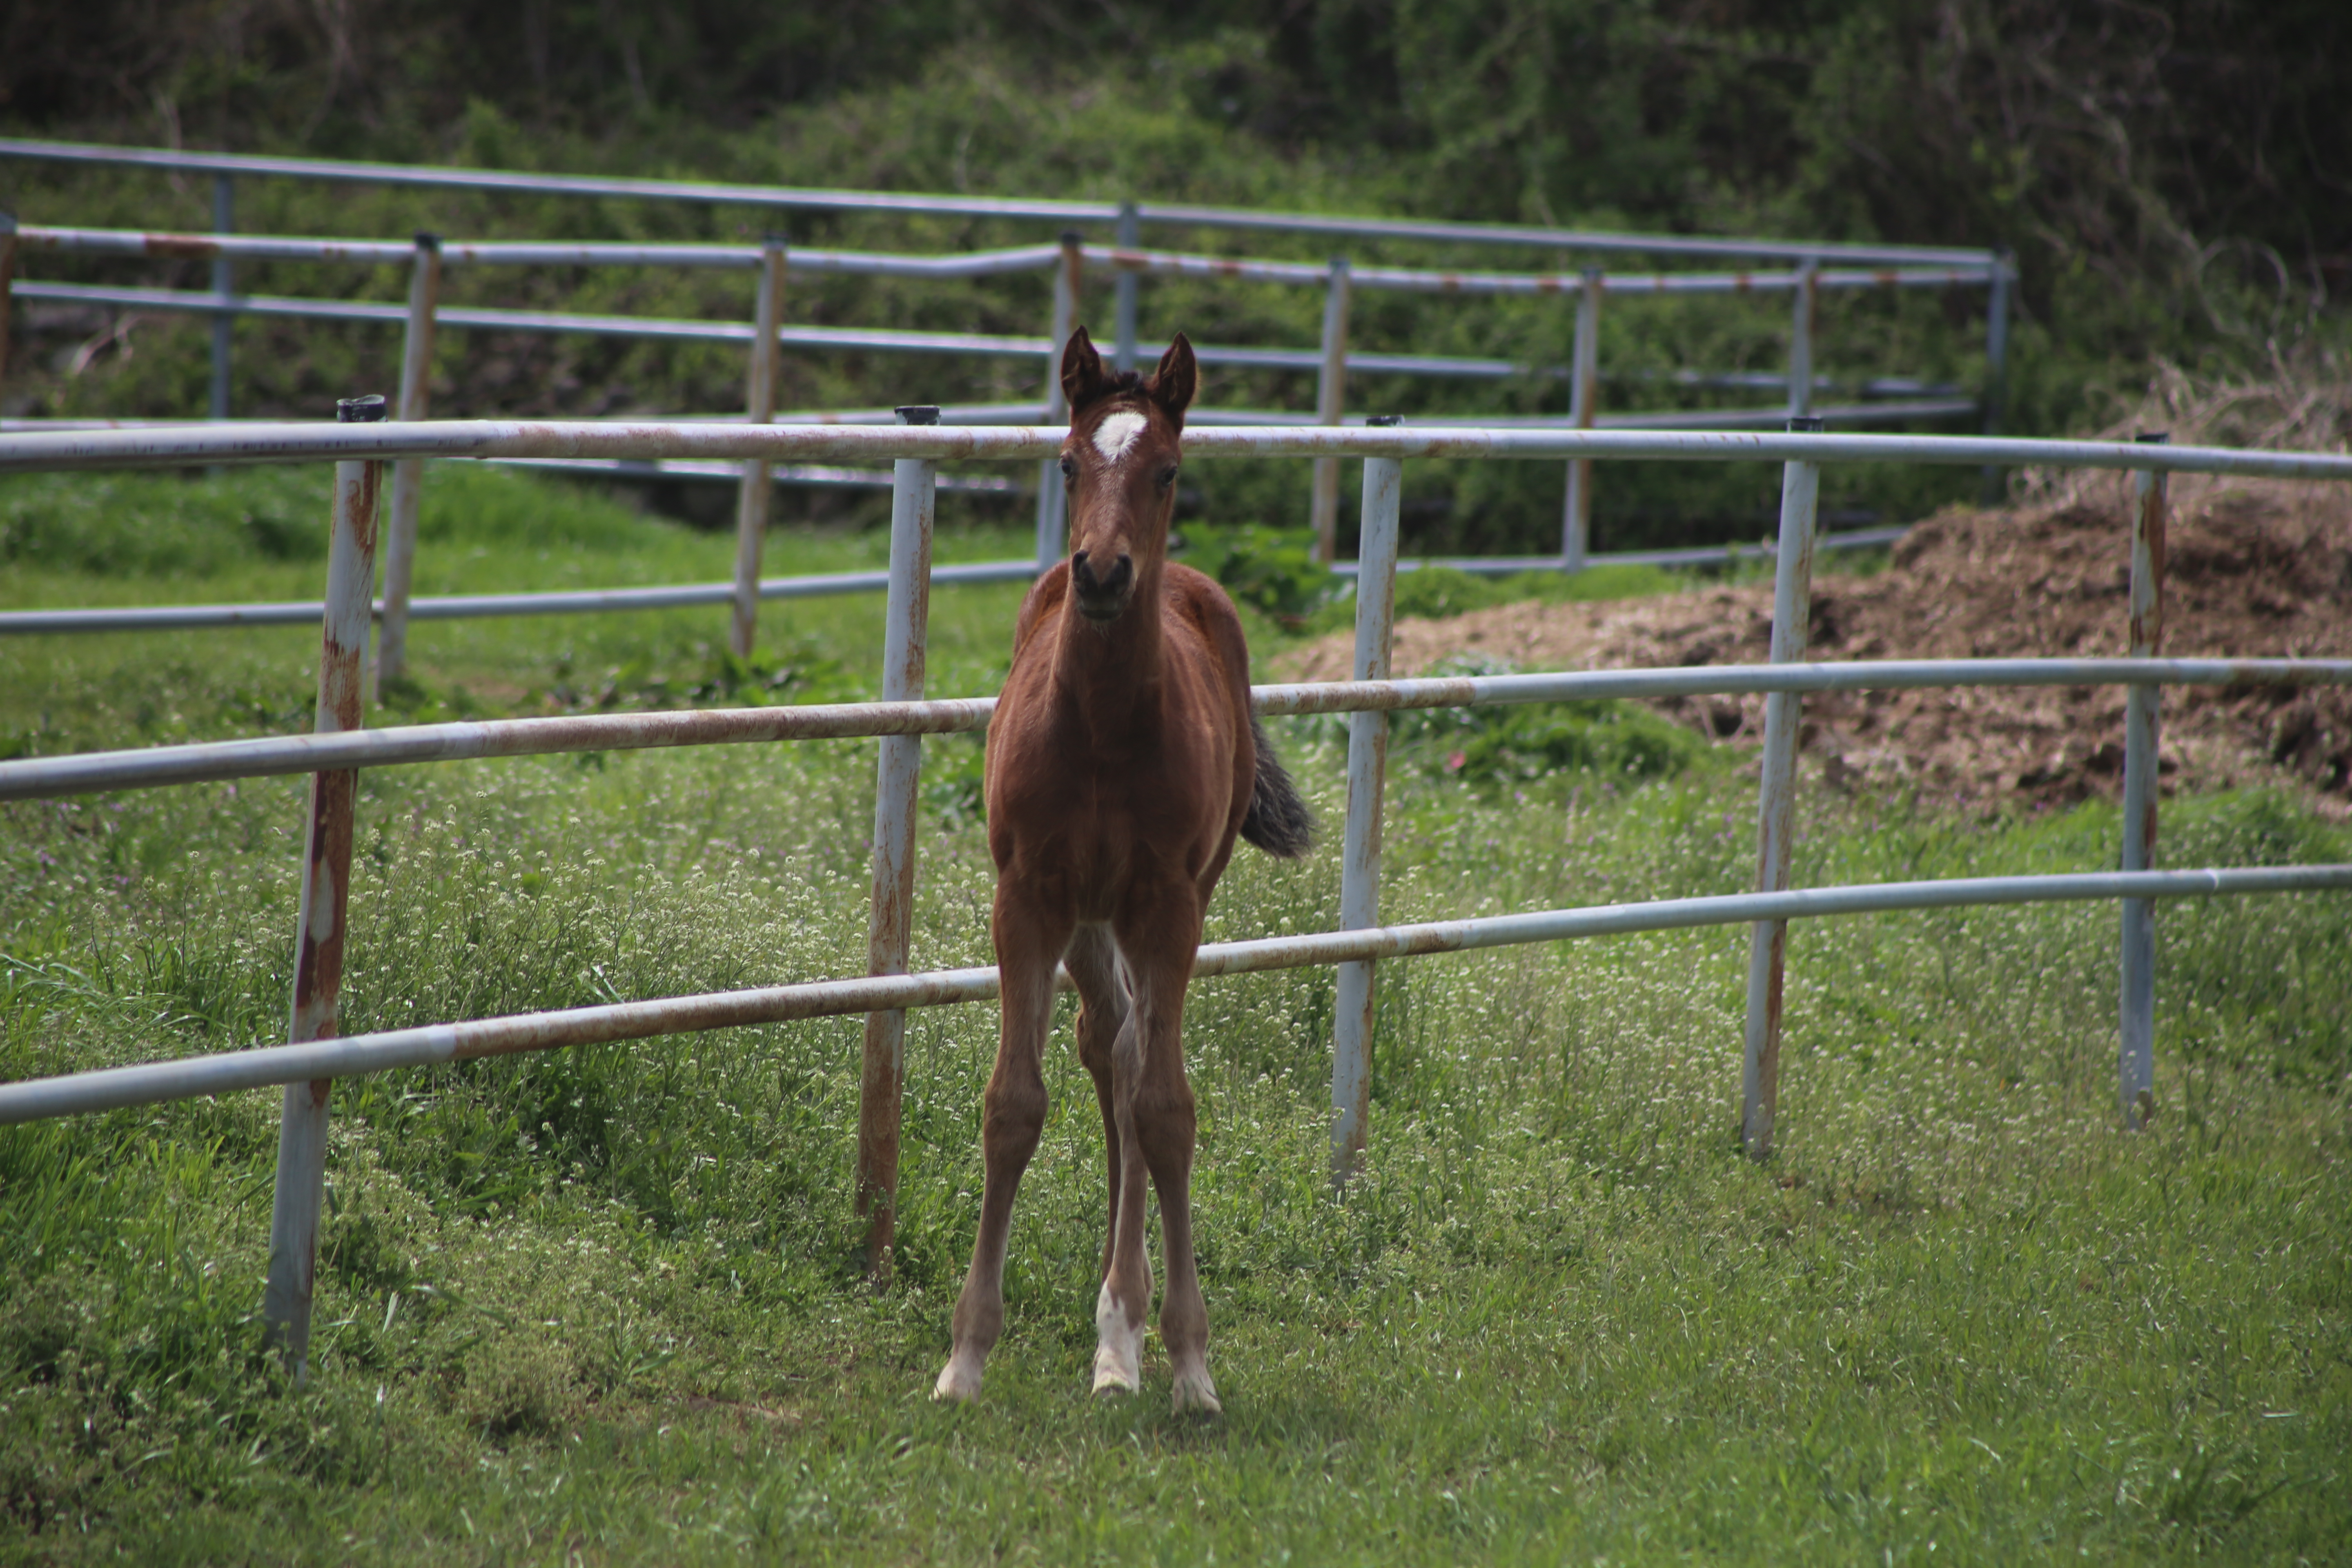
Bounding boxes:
[1740,415,1825,1160]
[1787,258,1819,422]
[1035,232,1082,569]
[0,212,16,387]
[1978,249,2014,507]
[262,393,386,1381]
[209,175,235,422]
[375,233,442,693]
[729,236,788,659]
[1561,265,1602,570]
[2120,432,2168,1129]
[1311,257,1354,564]
[1332,415,1404,1180]
[857,405,940,1277]
[1113,200,1140,374]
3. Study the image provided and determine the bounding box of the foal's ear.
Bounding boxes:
[1060,325,1115,416]
[1147,332,1197,427]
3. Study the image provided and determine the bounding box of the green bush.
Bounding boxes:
[1396,695,1705,786]
[1172,521,1337,624]
[1371,655,1707,786]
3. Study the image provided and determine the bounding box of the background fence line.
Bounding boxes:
[0,136,2002,265]
[1,416,2348,1372]
[2,157,2009,650]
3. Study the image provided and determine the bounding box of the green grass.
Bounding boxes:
[1,469,2347,1563]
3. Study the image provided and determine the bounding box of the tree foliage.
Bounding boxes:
[9,0,2345,317]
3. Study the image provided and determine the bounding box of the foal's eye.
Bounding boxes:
[1156,464,1179,489]
[1059,455,1077,483]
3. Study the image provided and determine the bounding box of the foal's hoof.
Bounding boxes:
[932,1356,983,1404]
[1090,1355,1141,1397]
[1171,1367,1223,1416]
[1092,1283,1143,1395]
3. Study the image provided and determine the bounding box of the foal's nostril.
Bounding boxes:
[1105,555,1134,592]
[1072,550,1096,593]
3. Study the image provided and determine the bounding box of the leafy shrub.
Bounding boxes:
[1384,655,1705,786]
[1399,697,1704,786]
[1173,522,1337,625]
[1391,564,1508,620]
[922,731,990,828]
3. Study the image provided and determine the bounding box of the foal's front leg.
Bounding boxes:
[933,894,1067,1403]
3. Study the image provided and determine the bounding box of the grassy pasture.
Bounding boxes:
[0,466,2348,1564]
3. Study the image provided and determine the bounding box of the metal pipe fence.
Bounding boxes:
[3,189,2008,647]
[7,867,2343,1133]
[3,416,2346,1373]
[0,136,1999,265]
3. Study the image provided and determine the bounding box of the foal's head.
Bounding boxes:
[1056,325,1197,624]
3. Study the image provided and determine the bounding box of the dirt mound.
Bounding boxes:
[1277,480,2352,811]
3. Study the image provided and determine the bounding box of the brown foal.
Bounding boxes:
[933,327,1312,1413]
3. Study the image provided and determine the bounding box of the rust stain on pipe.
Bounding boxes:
[264,430,382,1379]
[1757,919,1786,1129]
[2129,470,2168,656]
[142,234,223,260]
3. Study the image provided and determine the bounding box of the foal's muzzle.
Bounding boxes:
[1070,550,1135,621]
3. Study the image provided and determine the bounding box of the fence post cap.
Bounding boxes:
[337,394,388,423]
[1059,229,1085,248]
[412,231,441,252]
[2135,431,2171,445]
[1365,414,1403,427]
[895,405,941,426]
[1786,415,1825,433]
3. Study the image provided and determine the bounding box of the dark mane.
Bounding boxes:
[1072,368,1149,412]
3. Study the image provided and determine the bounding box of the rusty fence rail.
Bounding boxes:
[2,417,2349,1374]
[2,192,2003,659]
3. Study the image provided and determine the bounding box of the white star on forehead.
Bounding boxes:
[1090,410,1148,464]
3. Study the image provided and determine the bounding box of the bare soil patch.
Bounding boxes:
[1277,478,2352,812]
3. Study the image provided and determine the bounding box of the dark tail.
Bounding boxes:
[1239,712,1314,859]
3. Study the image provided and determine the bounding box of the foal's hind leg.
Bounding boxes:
[934,891,1070,1403]
[1063,925,1133,1287]
[1114,891,1221,1414]
[1080,924,1158,1396]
